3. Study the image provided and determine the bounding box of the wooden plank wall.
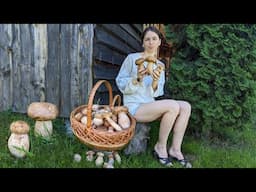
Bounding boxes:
[93,24,143,105]
[0,24,94,117]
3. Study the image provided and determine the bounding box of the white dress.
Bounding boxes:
[115,52,165,115]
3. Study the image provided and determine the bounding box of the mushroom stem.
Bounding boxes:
[152,64,164,91]
[98,112,122,131]
[95,152,104,167]
[86,150,95,161]
[113,151,121,164]
[145,56,157,77]
[34,120,53,138]
[135,58,145,82]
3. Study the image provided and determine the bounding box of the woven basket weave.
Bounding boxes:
[70,80,136,151]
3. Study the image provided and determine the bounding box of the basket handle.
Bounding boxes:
[87,80,113,130]
[111,94,121,108]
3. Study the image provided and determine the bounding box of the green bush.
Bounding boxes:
[165,24,256,140]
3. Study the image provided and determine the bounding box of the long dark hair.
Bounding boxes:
[141,26,163,42]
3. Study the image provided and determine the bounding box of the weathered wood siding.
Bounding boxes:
[0,24,94,117]
[0,24,143,117]
[93,24,143,105]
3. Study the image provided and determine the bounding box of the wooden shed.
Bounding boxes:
[0,24,144,117]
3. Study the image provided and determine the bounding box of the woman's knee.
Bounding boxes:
[179,101,191,115]
[164,100,180,115]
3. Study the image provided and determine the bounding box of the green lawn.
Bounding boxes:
[1,110,256,168]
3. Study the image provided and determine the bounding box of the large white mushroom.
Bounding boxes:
[112,106,131,129]
[27,102,58,138]
[8,120,30,158]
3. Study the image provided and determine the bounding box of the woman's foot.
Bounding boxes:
[153,143,173,167]
[154,143,168,158]
[152,150,173,167]
[168,148,184,160]
[169,148,192,168]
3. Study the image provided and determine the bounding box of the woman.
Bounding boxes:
[115,26,192,168]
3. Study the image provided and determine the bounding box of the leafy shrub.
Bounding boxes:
[165,24,256,140]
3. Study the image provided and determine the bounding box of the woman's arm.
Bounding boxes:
[116,55,140,95]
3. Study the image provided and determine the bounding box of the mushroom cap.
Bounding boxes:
[157,64,165,71]
[95,112,112,119]
[135,58,145,65]
[112,106,128,114]
[145,56,157,63]
[10,120,30,134]
[27,102,58,120]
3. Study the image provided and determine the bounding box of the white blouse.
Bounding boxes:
[115,52,165,115]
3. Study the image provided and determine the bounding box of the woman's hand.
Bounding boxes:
[137,67,148,82]
[152,65,164,91]
[152,69,161,81]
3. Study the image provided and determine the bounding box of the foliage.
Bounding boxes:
[165,24,256,139]
[1,111,256,168]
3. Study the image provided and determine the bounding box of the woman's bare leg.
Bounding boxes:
[168,101,191,160]
[134,99,180,158]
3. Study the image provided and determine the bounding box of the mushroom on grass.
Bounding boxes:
[86,150,95,161]
[27,102,58,138]
[95,152,104,167]
[8,120,30,158]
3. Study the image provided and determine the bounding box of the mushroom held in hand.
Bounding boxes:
[8,121,30,158]
[135,58,146,82]
[152,64,165,91]
[27,102,58,138]
[145,56,157,76]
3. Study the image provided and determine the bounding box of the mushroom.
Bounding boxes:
[101,112,122,131]
[8,120,30,158]
[81,116,88,125]
[152,64,165,91]
[81,108,88,115]
[103,162,114,168]
[74,112,83,121]
[27,102,58,138]
[135,57,146,82]
[113,151,121,164]
[86,150,95,161]
[108,126,114,133]
[107,153,115,165]
[92,113,104,126]
[145,56,157,76]
[95,152,104,167]
[102,152,115,168]
[73,153,82,162]
[92,104,100,111]
[112,106,130,129]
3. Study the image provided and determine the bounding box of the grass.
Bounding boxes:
[1,110,256,168]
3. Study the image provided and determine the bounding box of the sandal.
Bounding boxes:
[169,155,192,168]
[152,150,173,167]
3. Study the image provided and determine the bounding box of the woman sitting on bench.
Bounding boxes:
[115,26,192,168]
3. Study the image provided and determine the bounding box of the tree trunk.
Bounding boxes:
[123,123,151,155]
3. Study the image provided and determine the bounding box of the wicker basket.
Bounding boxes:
[70,80,136,151]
